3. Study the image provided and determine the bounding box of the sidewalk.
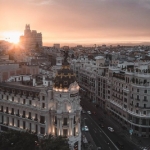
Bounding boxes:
[81,131,97,150]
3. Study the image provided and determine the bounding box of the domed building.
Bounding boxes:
[51,51,81,150]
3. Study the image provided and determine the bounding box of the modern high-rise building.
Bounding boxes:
[20,24,42,50]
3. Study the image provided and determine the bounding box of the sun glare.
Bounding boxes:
[3,31,22,44]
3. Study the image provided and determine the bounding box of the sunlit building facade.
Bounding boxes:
[20,24,42,50]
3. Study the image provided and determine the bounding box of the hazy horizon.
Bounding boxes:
[1,0,150,45]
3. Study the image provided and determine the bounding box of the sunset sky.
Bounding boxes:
[0,0,150,46]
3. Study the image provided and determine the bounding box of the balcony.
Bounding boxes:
[28,116,32,120]
[40,121,45,124]
[16,114,20,117]
[143,99,148,102]
[34,118,38,121]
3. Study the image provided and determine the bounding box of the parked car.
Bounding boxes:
[87,111,91,114]
[108,127,114,132]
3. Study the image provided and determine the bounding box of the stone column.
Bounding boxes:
[60,118,63,135]
[26,121,29,130]
[14,118,17,127]
[32,123,35,132]
[20,120,23,129]
[78,139,81,150]
[4,116,7,124]
[57,118,59,136]
[70,118,73,136]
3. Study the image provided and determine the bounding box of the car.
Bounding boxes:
[108,127,114,132]
[84,126,89,131]
[87,111,91,114]
[99,123,104,128]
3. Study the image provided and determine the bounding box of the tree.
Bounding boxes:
[0,130,38,150]
[40,135,70,150]
[0,130,70,150]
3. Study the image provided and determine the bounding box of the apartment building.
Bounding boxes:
[71,55,150,138]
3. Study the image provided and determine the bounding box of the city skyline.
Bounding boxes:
[1,0,150,46]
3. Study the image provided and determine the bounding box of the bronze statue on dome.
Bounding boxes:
[63,50,69,63]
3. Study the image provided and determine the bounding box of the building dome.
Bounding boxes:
[53,50,76,89]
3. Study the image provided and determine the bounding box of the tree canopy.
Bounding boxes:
[0,130,70,150]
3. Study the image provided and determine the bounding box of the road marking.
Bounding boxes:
[87,115,120,150]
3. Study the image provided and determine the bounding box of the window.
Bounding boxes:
[63,118,67,125]
[136,103,139,107]
[29,100,32,105]
[144,90,147,93]
[137,89,139,92]
[55,116,57,124]
[42,103,45,108]
[12,97,14,101]
[136,110,138,114]
[23,111,26,118]
[23,121,26,129]
[23,99,25,104]
[137,95,139,100]
[6,107,8,113]
[63,129,68,137]
[144,104,146,108]
[144,96,147,101]
[40,116,45,124]
[42,96,45,100]
[143,111,146,115]
[35,114,38,120]
[11,108,14,115]
[17,120,20,127]
[124,98,127,102]
[17,109,19,115]
[29,112,31,119]
[40,127,45,134]
[74,116,76,124]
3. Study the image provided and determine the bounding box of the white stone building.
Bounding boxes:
[0,58,81,149]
